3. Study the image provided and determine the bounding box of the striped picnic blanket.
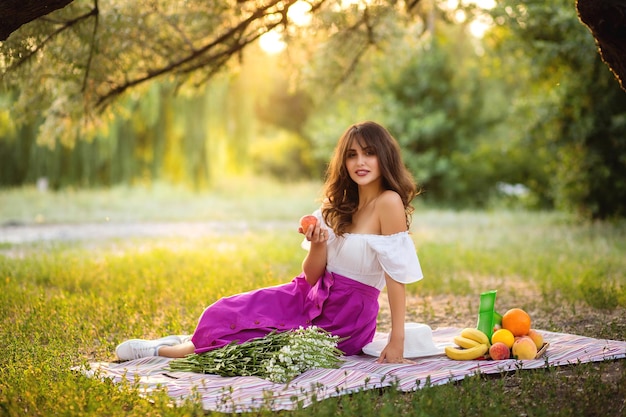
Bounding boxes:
[79,327,626,413]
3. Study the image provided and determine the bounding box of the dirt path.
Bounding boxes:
[0,220,290,245]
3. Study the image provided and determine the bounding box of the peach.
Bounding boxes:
[527,329,544,350]
[512,336,538,360]
[489,342,511,360]
[299,215,317,232]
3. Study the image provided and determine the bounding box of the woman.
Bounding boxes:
[116,121,423,364]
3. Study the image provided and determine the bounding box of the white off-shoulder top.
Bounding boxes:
[302,209,423,290]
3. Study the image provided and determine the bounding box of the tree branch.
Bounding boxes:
[94,0,298,109]
[5,6,98,72]
[0,0,76,41]
[81,0,99,94]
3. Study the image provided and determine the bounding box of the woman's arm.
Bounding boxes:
[377,275,407,363]
[300,222,328,286]
[375,190,411,363]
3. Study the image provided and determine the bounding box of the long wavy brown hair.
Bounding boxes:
[321,121,420,235]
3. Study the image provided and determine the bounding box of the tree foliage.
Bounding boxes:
[1,0,420,146]
[378,34,495,206]
[487,0,626,218]
[1,0,321,145]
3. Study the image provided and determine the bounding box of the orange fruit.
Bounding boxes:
[491,328,515,348]
[501,308,531,337]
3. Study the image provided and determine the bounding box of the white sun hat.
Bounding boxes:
[362,322,447,358]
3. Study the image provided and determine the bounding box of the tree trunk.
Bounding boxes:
[577,0,626,91]
[0,0,75,40]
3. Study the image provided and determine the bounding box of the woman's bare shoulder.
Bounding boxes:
[377,190,403,208]
[376,191,406,234]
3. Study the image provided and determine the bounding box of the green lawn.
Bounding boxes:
[1,180,625,416]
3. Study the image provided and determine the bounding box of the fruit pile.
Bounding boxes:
[445,308,545,361]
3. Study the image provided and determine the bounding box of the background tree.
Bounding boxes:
[487,0,626,218]
[2,0,418,146]
[577,0,626,92]
[1,0,315,144]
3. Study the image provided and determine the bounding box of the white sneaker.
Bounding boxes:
[116,335,183,361]
[176,334,192,344]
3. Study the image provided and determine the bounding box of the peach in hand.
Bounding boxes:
[512,336,538,360]
[489,342,511,360]
[299,215,317,232]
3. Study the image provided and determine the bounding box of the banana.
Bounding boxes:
[445,343,489,361]
[453,335,481,349]
[460,327,491,346]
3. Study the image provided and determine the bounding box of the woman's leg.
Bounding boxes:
[116,335,192,361]
[158,341,195,358]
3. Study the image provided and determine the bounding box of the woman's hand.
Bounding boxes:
[299,222,329,244]
[300,217,329,286]
[376,340,415,364]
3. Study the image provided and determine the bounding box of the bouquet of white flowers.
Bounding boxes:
[167,326,344,383]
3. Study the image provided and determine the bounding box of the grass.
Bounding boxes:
[1,179,625,416]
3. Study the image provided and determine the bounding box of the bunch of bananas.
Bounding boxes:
[444,328,490,360]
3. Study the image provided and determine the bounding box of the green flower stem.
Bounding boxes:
[167,327,344,382]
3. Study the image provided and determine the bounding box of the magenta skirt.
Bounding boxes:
[190,271,380,356]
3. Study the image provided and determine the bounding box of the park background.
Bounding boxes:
[2,0,625,220]
[1,0,625,416]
